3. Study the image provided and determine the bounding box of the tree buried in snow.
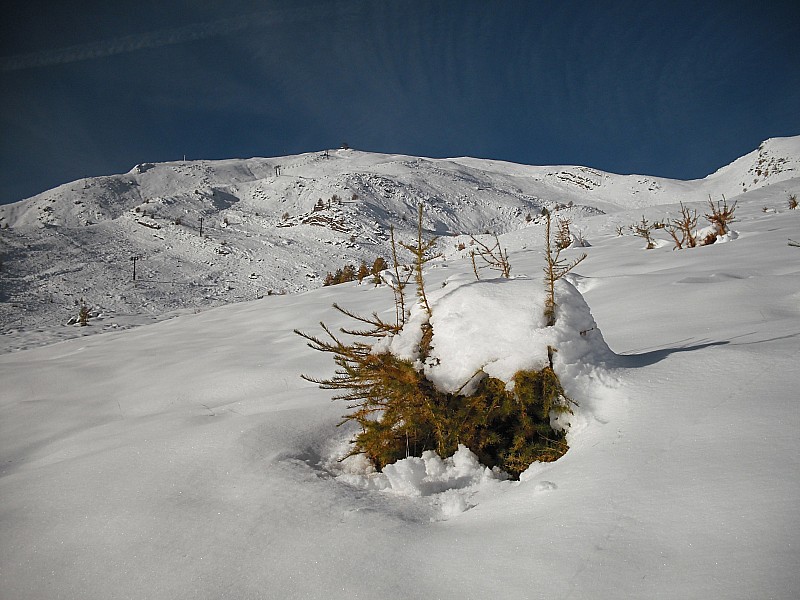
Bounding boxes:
[296,208,605,478]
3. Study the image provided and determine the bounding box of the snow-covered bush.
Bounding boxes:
[702,196,737,245]
[65,299,99,326]
[297,208,604,478]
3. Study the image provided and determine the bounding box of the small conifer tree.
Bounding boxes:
[703,195,737,244]
[370,256,387,283]
[555,217,573,250]
[543,210,586,328]
[630,216,657,249]
[387,227,411,328]
[341,264,356,283]
[296,207,573,478]
[78,299,91,326]
[400,205,440,320]
[357,261,370,283]
[469,234,511,280]
[666,202,698,250]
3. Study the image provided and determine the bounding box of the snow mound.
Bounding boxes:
[329,444,510,519]
[375,273,614,396]
[328,271,618,508]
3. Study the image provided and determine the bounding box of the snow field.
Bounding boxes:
[1,149,799,598]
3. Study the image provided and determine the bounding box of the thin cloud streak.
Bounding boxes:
[0,6,318,72]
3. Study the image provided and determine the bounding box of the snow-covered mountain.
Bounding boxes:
[1,155,798,598]
[1,136,799,351]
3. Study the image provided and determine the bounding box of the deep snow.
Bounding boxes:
[1,144,799,599]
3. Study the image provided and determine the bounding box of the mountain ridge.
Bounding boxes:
[1,136,798,351]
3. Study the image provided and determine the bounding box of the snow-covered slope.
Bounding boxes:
[1,136,799,352]
[1,174,798,599]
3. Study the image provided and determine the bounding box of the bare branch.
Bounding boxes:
[666,202,698,250]
[468,233,511,279]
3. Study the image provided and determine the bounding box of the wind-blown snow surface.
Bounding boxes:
[2,177,799,598]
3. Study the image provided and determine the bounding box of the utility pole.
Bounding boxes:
[130,255,142,281]
[199,216,204,237]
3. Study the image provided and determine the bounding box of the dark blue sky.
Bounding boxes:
[1,0,798,204]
